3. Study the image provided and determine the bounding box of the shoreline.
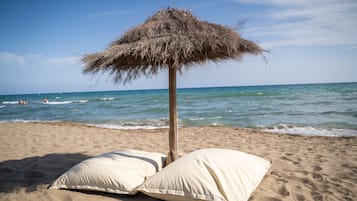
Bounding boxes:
[1,121,356,137]
[0,122,356,201]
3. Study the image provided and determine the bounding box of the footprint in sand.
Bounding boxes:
[277,185,290,196]
[276,178,288,184]
[300,177,317,190]
[295,194,305,201]
[313,165,322,171]
[330,177,340,183]
[280,156,288,160]
[312,173,324,183]
[292,161,300,165]
[343,196,354,201]
[311,191,323,201]
[270,171,283,178]
[351,167,357,174]
[335,184,352,196]
[262,197,282,201]
[280,156,301,166]
[340,163,349,168]
[294,185,302,192]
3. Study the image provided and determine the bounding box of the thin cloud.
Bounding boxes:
[42,57,79,65]
[85,10,135,18]
[232,0,343,6]
[236,1,357,48]
[26,53,44,60]
[189,1,225,10]
[0,52,25,64]
[0,52,79,66]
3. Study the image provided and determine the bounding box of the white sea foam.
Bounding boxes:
[0,105,6,108]
[42,100,88,104]
[74,100,88,103]
[261,124,357,137]
[100,97,114,101]
[190,117,205,121]
[2,101,19,104]
[90,118,170,130]
[92,124,168,130]
[43,101,73,105]
[209,116,222,120]
[0,119,60,123]
[209,122,222,127]
[190,116,222,121]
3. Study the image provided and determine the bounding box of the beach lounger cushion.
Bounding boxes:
[49,149,166,194]
[137,148,271,201]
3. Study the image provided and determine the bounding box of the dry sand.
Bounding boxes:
[0,122,356,201]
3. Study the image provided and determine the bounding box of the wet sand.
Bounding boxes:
[0,122,356,201]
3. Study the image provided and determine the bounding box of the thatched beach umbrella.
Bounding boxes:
[82,8,263,163]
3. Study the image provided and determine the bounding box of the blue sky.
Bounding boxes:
[0,0,356,95]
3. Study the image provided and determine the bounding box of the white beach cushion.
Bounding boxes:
[138,148,271,201]
[49,149,166,194]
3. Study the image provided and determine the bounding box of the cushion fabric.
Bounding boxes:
[49,149,166,194]
[138,148,271,201]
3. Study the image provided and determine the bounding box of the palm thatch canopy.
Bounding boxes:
[82,8,263,82]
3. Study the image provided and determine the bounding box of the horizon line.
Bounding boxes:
[1,81,356,96]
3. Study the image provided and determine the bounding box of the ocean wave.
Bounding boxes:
[209,116,222,120]
[43,101,73,105]
[90,118,169,130]
[100,97,114,101]
[0,119,60,123]
[40,100,88,105]
[190,116,222,121]
[2,101,19,104]
[93,124,168,130]
[74,100,88,103]
[260,124,357,137]
[190,117,205,121]
[0,105,6,108]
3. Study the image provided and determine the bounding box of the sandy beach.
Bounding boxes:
[0,122,356,201]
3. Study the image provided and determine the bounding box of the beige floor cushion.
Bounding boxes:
[49,149,166,194]
[138,148,271,201]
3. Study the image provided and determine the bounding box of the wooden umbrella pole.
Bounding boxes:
[168,64,178,164]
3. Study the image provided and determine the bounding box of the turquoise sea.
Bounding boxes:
[1,82,356,137]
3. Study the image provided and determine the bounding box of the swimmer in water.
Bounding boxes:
[43,98,49,103]
[18,100,28,105]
